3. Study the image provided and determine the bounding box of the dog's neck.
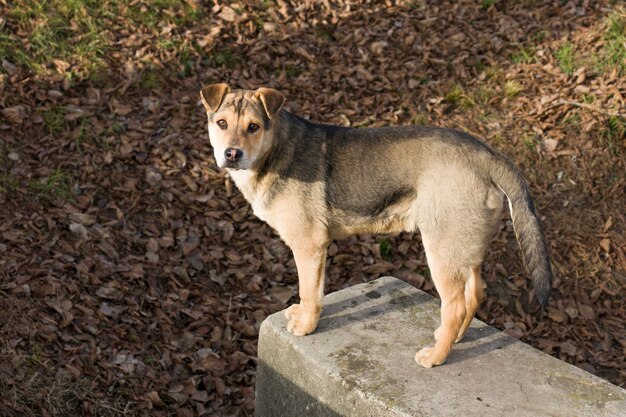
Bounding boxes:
[227,110,325,209]
[227,168,258,200]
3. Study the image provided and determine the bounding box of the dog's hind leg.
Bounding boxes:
[455,265,484,343]
[435,265,484,344]
[415,262,466,368]
[284,244,328,336]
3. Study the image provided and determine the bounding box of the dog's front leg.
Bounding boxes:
[284,244,328,336]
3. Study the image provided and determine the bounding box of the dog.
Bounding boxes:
[200,83,552,368]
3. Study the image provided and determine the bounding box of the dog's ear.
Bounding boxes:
[254,87,285,120]
[200,83,231,112]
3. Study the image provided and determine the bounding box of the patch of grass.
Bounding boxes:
[315,27,332,40]
[582,93,596,104]
[602,115,625,156]
[484,65,502,80]
[491,131,504,143]
[126,0,201,28]
[416,267,431,279]
[411,113,429,125]
[444,84,463,104]
[27,343,48,367]
[0,172,20,195]
[5,0,109,79]
[511,46,538,64]
[214,50,235,68]
[0,33,31,71]
[141,67,165,90]
[43,105,67,135]
[531,30,547,43]
[444,84,475,109]
[261,0,275,9]
[29,166,74,202]
[522,132,540,152]
[144,355,158,366]
[460,95,476,109]
[595,8,626,74]
[475,85,497,104]
[555,41,576,75]
[74,119,90,154]
[284,64,301,78]
[504,80,523,97]
[378,237,393,261]
[1,352,128,416]
[2,0,204,80]
[563,112,581,125]
[482,0,497,10]
[105,121,126,137]
[473,59,486,74]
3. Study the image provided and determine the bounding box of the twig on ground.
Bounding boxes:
[555,100,626,119]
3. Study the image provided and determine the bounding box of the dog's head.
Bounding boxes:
[200,84,285,170]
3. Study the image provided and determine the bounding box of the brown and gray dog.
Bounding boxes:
[200,83,551,368]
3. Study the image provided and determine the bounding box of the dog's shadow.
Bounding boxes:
[307,279,516,366]
[315,279,431,333]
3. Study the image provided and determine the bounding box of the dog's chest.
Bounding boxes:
[228,170,272,221]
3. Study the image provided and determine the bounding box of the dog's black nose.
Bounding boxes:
[224,147,243,162]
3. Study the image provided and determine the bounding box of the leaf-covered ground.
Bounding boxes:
[1,1,625,415]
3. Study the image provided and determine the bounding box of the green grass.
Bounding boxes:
[42,105,69,135]
[124,0,201,28]
[444,84,463,103]
[141,67,165,90]
[378,237,393,261]
[522,132,539,152]
[475,85,497,104]
[411,113,429,125]
[555,41,576,75]
[595,8,626,75]
[214,50,235,67]
[74,118,90,154]
[0,172,20,195]
[0,0,204,81]
[482,0,497,10]
[444,84,475,109]
[563,112,581,126]
[582,93,596,104]
[504,80,523,97]
[415,267,431,280]
[511,46,538,64]
[284,64,301,78]
[105,120,125,136]
[552,9,626,77]
[4,0,109,79]
[602,116,625,156]
[29,166,74,202]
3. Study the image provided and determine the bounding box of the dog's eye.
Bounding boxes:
[248,123,259,132]
[217,119,228,129]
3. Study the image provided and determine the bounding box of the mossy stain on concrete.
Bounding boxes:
[331,344,407,411]
[547,372,626,408]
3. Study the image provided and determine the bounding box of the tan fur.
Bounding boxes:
[201,84,552,369]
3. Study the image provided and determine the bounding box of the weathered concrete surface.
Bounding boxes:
[256,277,626,417]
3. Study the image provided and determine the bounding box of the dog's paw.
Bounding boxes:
[284,304,318,336]
[415,346,446,368]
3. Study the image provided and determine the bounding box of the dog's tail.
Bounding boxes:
[488,155,552,308]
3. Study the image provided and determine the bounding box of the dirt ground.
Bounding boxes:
[1,1,625,416]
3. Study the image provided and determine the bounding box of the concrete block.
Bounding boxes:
[256,276,626,417]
